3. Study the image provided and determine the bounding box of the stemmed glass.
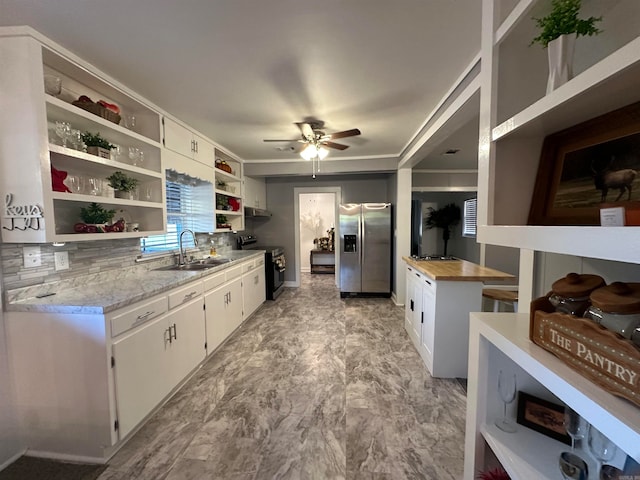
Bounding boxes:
[55,121,71,147]
[88,178,102,196]
[495,370,517,433]
[564,407,588,451]
[588,424,617,475]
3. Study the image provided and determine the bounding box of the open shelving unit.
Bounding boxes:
[0,30,166,242]
[214,149,244,232]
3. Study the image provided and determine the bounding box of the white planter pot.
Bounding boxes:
[546,33,576,94]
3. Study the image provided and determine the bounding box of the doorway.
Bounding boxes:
[293,186,341,288]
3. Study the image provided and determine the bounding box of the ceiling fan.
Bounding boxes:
[263,120,361,153]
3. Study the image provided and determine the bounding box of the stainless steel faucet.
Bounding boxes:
[178,229,197,265]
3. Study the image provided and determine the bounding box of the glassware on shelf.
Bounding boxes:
[44,74,61,96]
[495,370,517,433]
[55,121,71,148]
[128,147,142,166]
[67,175,85,194]
[111,144,123,162]
[564,407,588,451]
[124,114,136,130]
[88,177,102,196]
[70,129,84,151]
[588,425,617,476]
[144,185,153,201]
[559,451,589,480]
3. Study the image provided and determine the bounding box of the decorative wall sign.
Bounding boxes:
[528,101,640,225]
[2,194,43,231]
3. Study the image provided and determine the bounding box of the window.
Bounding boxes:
[462,197,477,238]
[140,169,214,254]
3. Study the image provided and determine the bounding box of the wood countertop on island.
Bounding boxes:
[403,256,515,282]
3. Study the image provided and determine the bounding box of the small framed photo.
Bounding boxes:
[516,391,571,445]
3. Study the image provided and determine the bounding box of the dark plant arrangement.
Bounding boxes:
[216,214,228,225]
[80,131,115,149]
[531,0,602,47]
[106,171,139,192]
[80,202,116,224]
[424,203,461,256]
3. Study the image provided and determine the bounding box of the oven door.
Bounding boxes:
[271,254,285,298]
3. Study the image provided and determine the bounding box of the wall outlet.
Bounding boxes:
[23,246,41,268]
[54,251,69,271]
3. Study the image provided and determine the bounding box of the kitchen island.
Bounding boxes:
[403,256,513,378]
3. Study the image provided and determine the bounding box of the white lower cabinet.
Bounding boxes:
[204,276,243,354]
[404,266,423,348]
[242,258,266,320]
[404,264,483,378]
[112,289,205,440]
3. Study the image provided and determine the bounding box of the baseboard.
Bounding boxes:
[0,449,27,471]
[21,449,106,465]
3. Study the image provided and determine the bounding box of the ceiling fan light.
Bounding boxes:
[300,144,317,161]
[318,147,329,160]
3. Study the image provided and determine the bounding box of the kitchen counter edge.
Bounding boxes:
[403,256,515,282]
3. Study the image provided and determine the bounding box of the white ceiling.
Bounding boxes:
[0,0,482,173]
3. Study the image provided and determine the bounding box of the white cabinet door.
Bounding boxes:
[404,267,422,349]
[112,316,172,439]
[193,133,215,166]
[164,117,195,158]
[244,176,266,208]
[167,297,206,386]
[204,276,243,354]
[420,277,436,373]
[243,266,265,319]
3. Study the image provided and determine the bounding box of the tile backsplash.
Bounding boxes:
[1,232,237,292]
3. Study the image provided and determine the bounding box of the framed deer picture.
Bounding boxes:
[528,101,640,225]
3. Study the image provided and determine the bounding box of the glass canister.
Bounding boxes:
[585,282,640,340]
[549,272,605,316]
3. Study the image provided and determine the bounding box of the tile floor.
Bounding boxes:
[98,273,467,480]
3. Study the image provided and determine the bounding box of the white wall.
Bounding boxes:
[299,193,335,272]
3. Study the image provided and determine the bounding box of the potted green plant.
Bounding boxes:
[216,214,229,229]
[424,203,461,257]
[80,131,115,159]
[77,202,116,232]
[106,171,139,199]
[531,0,602,93]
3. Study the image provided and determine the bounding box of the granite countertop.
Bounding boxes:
[6,250,265,315]
[403,256,515,282]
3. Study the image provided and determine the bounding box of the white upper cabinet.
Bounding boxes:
[477,0,640,263]
[163,116,215,166]
[244,176,267,209]
[0,30,166,243]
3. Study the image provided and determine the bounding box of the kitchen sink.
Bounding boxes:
[154,257,233,271]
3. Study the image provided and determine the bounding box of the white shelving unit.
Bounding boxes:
[466,0,640,477]
[214,149,244,232]
[464,314,639,479]
[0,30,166,243]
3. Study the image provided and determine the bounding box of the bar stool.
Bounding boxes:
[482,288,519,312]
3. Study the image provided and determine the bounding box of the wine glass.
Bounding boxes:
[88,177,102,196]
[495,370,517,432]
[67,175,84,194]
[588,424,616,475]
[564,407,588,451]
[55,121,71,147]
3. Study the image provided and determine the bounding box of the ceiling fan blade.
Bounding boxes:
[295,122,315,140]
[263,139,300,142]
[322,141,349,150]
[329,128,361,140]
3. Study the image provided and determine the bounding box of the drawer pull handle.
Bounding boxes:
[171,323,177,341]
[135,310,155,322]
[183,291,198,301]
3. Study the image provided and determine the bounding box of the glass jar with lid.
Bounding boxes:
[585,282,640,341]
[548,272,605,316]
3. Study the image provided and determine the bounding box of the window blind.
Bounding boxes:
[462,197,477,238]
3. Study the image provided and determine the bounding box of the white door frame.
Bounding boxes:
[293,186,342,288]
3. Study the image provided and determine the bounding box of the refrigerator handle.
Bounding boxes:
[360,209,364,267]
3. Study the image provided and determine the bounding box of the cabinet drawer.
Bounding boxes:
[242,260,257,273]
[168,282,203,309]
[111,296,168,337]
[226,265,243,280]
[203,271,226,292]
[255,256,265,268]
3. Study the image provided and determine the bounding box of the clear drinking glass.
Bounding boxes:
[588,425,616,475]
[124,114,136,130]
[55,121,71,147]
[495,370,517,433]
[88,177,102,196]
[128,147,140,165]
[67,175,84,194]
[564,407,588,451]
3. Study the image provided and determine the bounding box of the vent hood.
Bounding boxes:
[244,207,272,218]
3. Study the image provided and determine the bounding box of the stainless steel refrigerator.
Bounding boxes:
[339,203,392,297]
